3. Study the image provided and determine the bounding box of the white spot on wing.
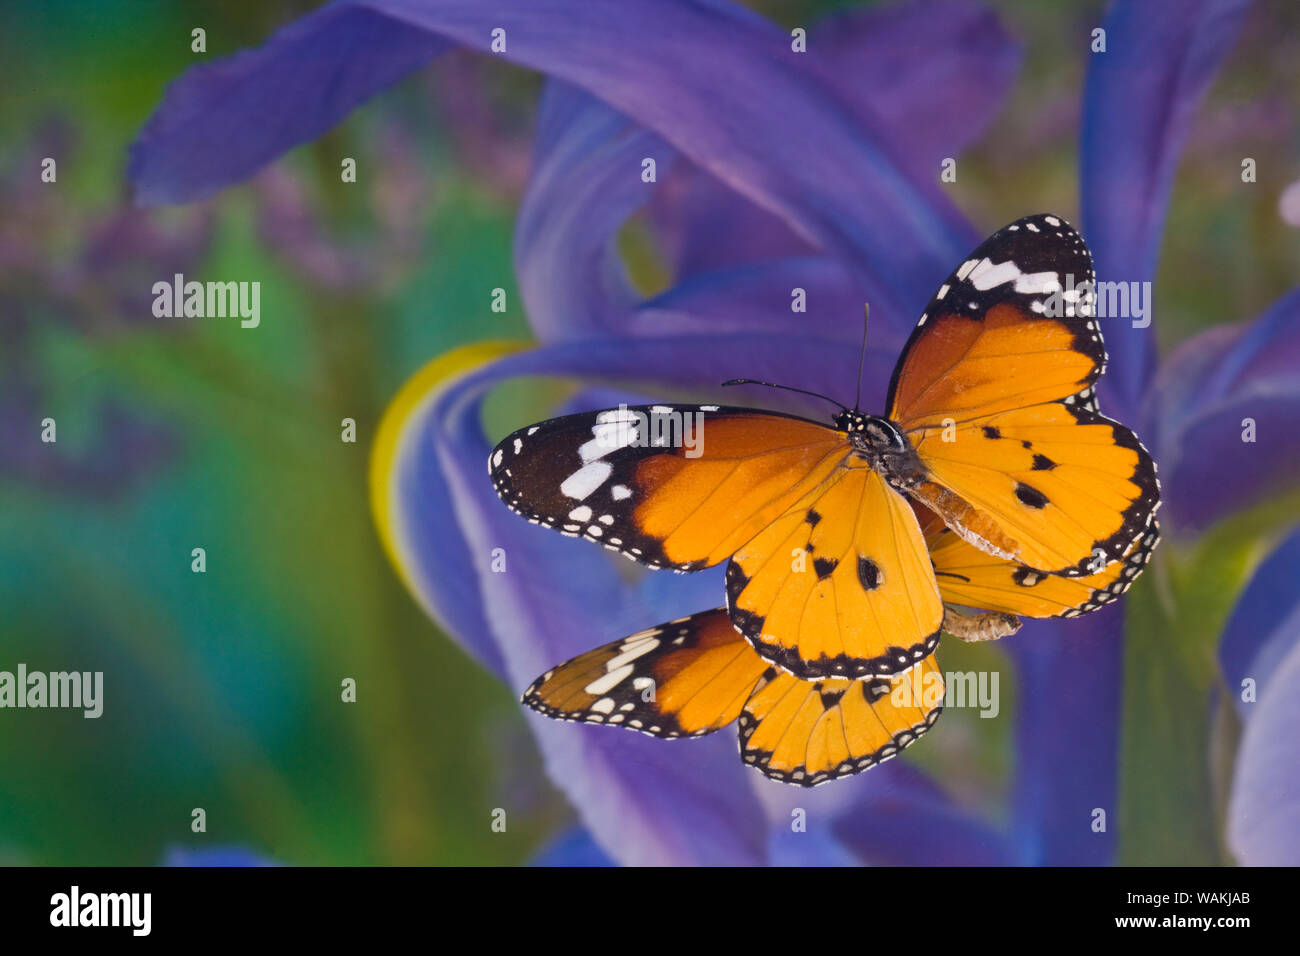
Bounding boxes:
[561,461,612,500]
[584,665,633,695]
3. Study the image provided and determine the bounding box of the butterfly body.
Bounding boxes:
[834,410,928,491]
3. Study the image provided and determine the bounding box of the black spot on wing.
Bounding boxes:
[813,557,838,580]
[1014,483,1049,509]
[1031,454,1057,471]
[818,687,844,710]
[857,556,881,591]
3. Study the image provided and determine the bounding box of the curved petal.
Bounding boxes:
[1218,526,1300,723]
[515,82,673,341]
[1149,289,1300,533]
[518,82,907,348]
[1004,608,1124,865]
[634,257,903,354]
[1227,630,1300,864]
[129,3,450,205]
[808,0,1021,171]
[654,0,1016,276]
[1080,0,1254,410]
[370,342,524,678]
[376,340,813,864]
[129,0,973,326]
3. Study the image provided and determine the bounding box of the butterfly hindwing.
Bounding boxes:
[739,656,944,787]
[726,464,944,680]
[491,405,847,571]
[521,608,769,738]
[921,501,1161,619]
[906,400,1159,575]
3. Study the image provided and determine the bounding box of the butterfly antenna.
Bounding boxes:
[721,379,846,411]
[854,303,870,411]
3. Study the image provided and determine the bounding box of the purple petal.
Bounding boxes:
[514,82,672,341]
[1148,289,1300,532]
[129,4,450,205]
[1004,608,1124,865]
[1081,0,1253,410]
[831,763,1019,865]
[636,257,903,355]
[653,0,1017,286]
[1227,630,1300,864]
[766,828,862,867]
[808,0,1021,170]
[521,82,904,346]
[1218,526,1300,723]
[530,827,615,867]
[130,0,973,332]
[379,340,804,864]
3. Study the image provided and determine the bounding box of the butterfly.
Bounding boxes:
[491,214,1161,681]
[521,510,1158,786]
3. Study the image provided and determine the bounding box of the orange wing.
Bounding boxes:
[886,215,1159,576]
[522,608,944,787]
[726,463,943,680]
[491,405,848,571]
[521,609,769,737]
[887,213,1104,427]
[739,656,943,786]
[920,501,1160,619]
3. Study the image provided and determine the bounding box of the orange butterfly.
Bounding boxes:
[521,512,1158,785]
[491,214,1160,682]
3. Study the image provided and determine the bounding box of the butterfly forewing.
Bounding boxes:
[885,214,1160,576]
[491,405,847,571]
[887,213,1103,426]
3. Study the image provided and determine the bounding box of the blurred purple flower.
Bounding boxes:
[0,120,204,495]
[253,123,429,292]
[128,0,1297,865]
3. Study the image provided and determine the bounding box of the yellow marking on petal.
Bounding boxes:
[369,341,530,610]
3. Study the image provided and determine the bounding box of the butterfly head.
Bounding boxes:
[837,412,925,487]
[835,411,906,449]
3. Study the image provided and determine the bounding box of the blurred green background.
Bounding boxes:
[1,0,1296,864]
